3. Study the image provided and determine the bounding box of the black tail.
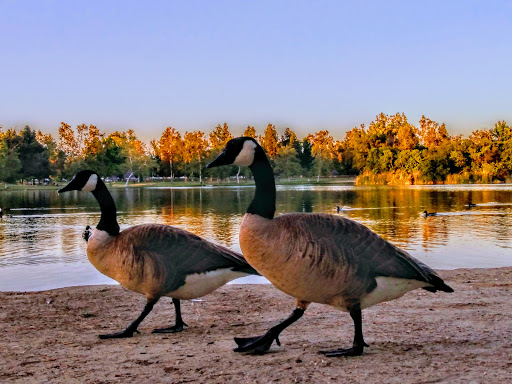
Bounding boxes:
[234,264,261,276]
[423,274,454,293]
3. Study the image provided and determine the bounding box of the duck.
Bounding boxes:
[207,137,453,357]
[336,205,350,213]
[467,203,476,208]
[82,225,91,242]
[58,170,259,339]
[423,210,437,217]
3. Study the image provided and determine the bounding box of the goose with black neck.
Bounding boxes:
[58,170,259,339]
[207,137,453,357]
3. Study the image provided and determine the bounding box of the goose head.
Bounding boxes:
[207,137,263,169]
[58,170,99,194]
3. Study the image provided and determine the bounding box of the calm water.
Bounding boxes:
[0,183,511,291]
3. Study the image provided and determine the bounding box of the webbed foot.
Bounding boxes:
[99,329,140,339]
[234,332,281,354]
[319,342,368,357]
[152,322,188,334]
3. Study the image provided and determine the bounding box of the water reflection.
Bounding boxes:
[0,184,511,291]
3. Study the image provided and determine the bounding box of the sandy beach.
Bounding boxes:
[1,267,511,383]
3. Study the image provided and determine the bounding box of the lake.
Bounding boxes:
[0,182,511,291]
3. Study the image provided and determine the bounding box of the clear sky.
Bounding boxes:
[1,0,511,141]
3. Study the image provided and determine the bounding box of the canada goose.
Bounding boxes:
[423,210,437,217]
[207,137,453,357]
[58,170,259,339]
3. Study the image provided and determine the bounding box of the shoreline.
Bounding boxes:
[0,266,506,294]
[2,267,511,383]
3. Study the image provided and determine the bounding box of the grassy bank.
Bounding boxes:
[0,176,356,191]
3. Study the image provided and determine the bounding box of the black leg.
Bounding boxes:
[233,307,305,354]
[319,304,368,357]
[99,297,159,339]
[152,298,188,334]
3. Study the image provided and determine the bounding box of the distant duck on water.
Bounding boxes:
[467,203,476,208]
[59,170,259,339]
[423,210,437,217]
[336,205,350,213]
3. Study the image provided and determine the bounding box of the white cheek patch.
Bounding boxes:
[82,174,98,192]
[233,140,257,166]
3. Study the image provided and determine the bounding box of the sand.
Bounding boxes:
[1,267,511,383]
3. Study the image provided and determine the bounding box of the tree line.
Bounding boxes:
[0,113,511,185]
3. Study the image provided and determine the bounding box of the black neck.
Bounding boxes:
[91,179,120,236]
[247,149,276,219]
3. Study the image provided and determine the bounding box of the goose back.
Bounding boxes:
[240,212,445,309]
[88,224,256,299]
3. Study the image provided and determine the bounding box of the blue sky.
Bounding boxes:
[1,0,511,141]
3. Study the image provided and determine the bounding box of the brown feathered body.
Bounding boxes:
[87,224,255,301]
[240,212,449,311]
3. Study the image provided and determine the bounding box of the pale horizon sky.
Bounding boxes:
[1,0,512,142]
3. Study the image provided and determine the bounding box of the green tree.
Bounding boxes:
[0,130,22,183]
[294,137,313,176]
[273,146,302,180]
[17,126,50,182]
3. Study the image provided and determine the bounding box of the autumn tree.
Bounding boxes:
[36,131,66,179]
[260,124,279,159]
[341,125,369,172]
[183,130,208,182]
[156,127,183,179]
[243,125,256,138]
[84,124,104,156]
[209,123,233,149]
[58,122,79,159]
[108,130,154,184]
[206,123,235,182]
[310,130,334,182]
[418,115,448,148]
[279,127,298,148]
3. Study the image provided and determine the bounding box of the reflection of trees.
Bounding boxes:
[2,186,511,276]
[155,187,251,247]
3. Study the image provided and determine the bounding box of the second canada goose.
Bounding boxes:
[207,137,453,357]
[58,170,259,339]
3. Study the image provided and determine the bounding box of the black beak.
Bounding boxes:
[58,179,80,194]
[58,185,74,194]
[206,151,231,168]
